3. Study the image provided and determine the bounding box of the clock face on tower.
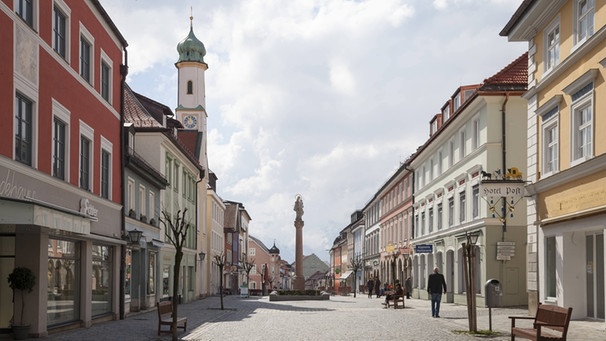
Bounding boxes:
[183,114,198,129]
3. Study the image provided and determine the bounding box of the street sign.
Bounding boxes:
[415,244,433,253]
[496,241,515,260]
[480,180,525,198]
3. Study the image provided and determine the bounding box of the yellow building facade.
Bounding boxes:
[502,0,606,322]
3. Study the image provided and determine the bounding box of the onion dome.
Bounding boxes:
[176,17,206,64]
[269,242,280,255]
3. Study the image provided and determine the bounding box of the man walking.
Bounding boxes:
[367,278,374,298]
[427,267,447,318]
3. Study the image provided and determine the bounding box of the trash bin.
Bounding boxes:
[485,279,502,307]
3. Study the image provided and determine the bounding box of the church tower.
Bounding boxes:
[175,15,210,297]
[175,15,208,136]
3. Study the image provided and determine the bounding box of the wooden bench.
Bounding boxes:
[383,291,405,309]
[509,303,572,340]
[157,301,187,336]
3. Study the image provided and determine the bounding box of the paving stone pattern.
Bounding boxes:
[36,294,605,341]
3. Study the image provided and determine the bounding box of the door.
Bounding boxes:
[586,233,604,319]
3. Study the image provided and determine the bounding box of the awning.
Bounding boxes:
[339,270,353,279]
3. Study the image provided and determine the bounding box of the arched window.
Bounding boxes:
[187,80,193,94]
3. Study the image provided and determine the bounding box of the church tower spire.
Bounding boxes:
[175,12,208,132]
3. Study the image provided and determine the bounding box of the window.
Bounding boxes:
[53,5,67,58]
[165,156,173,188]
[148,252,156,294]
[187,80,193,94]
[545,21,559,71]
[48,239,80,326]
[571,83,593,163]
[437,150,443,175]
[101,61,110,102]
[472,185,479,218]
[546,236,556,298]
[459,191,466,223]
[429,158,434,181]
[449,140,455,167]
[149,191,156,222]
[91,244,112,316]
[428,208,433,233]
[542,107,559,175]
[575,0,594,44]
[16,0,33,27]
[448,197,454,226]
[173,163,179,193]
[420,212,425,236]
[80,136,91,190]
[101,150,110,199]
[459,130,466,159]
[139,185,146,218]
[437,203,443,230]
[472,118,480,150]
[80,36,91,83]
[249,248,256,256]
[15,93,33,166]
[453,94,461,112]
[53,118,66,179]
[443,105,450,120]
[127,178,135,212]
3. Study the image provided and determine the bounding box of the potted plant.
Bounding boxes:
[7,266,36,340]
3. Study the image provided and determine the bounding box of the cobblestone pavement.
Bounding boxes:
[25,294,606,340]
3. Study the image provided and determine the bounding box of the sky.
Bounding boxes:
[100,0,526,264]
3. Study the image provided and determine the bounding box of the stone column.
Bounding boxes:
[294,219,305,290]
[293,195,305,290]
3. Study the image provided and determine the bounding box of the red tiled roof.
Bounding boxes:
[123,84,162,128]
[480,52,528,90]
[176,130,201,159]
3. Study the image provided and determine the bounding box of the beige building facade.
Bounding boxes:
[502,0,606,321]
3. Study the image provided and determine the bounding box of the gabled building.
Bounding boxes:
[363,194,381,281]
[123,84,168,314]
[409,54,528,307]
[377,162,414,288]
[223,200,250,294]
[205,171,225,296]
[501,0,606,320]
[125,88,204,305]
[0,0,127,336]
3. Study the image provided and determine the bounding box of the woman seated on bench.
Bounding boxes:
[385,283,403,306]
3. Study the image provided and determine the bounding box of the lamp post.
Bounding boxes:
[463,231,480,332]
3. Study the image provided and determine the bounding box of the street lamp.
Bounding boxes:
[126,228,143,245]
[463,231,480,332]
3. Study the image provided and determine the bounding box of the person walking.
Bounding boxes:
[367,278,374,298]
[427,267,447,318]
[374,277,381,298]
[405,276,412,299]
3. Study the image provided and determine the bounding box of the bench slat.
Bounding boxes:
[157,301,188,335]
[509,303,572,341]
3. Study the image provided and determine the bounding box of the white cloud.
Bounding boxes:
[100,0,526,262]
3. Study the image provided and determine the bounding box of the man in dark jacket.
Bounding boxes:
[427,267,447,318]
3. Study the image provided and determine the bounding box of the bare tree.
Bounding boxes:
[349,255,365,298]
[159,208,190,341]
[241,253,255,296]
[213,253,226,310]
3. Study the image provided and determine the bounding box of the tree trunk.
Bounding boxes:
[219,265,224,310]
[172,250,183,341]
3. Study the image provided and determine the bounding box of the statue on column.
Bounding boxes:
[294,195,304,221]
[293,194,305,290]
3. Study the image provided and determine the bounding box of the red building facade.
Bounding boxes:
[0,0,127,337]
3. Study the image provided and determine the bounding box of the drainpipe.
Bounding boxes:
[501,93,509,238]
[119,48,129,320]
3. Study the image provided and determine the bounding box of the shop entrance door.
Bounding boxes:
[586,233,604,319]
